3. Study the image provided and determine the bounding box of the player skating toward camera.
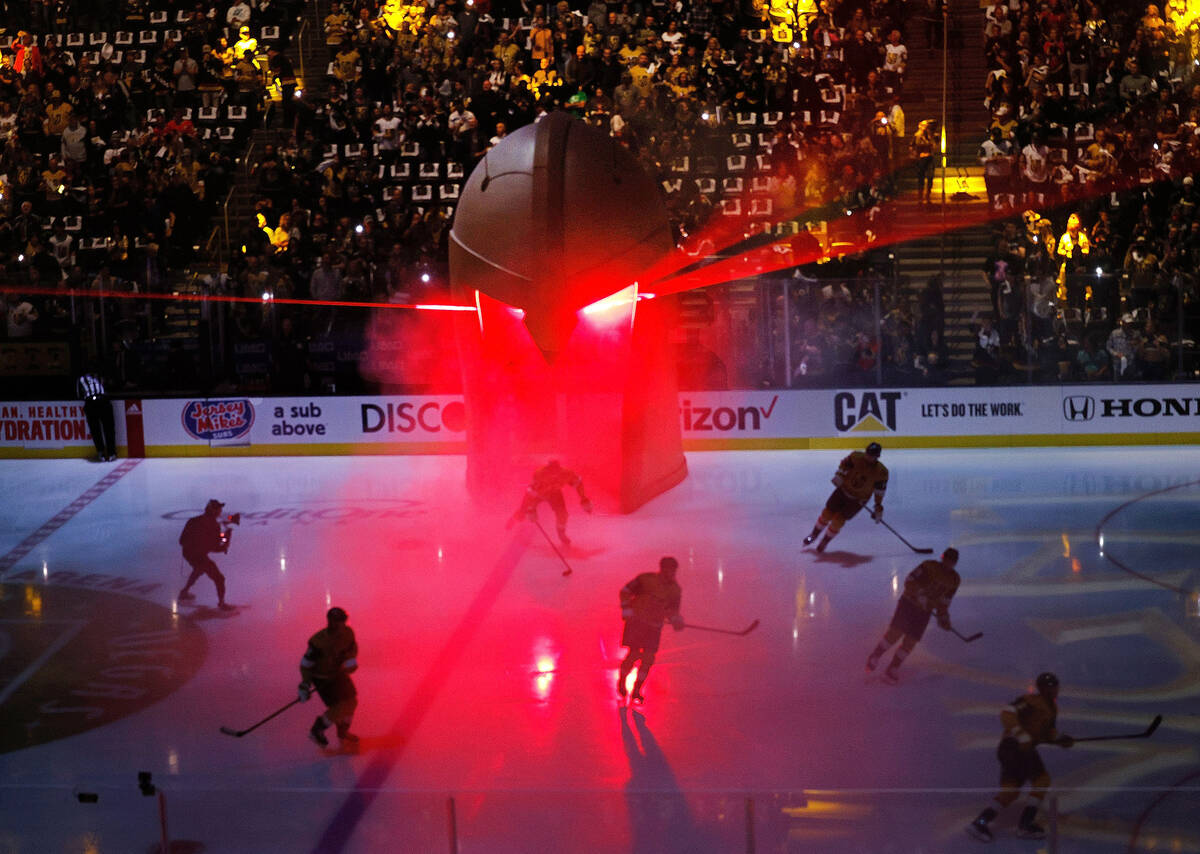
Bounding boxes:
[804,442,888,553]
[508,459,592,547]
[865,547,960,683]
[966,672,1074,843]
[298,606,360,748]
[617,556,684,705]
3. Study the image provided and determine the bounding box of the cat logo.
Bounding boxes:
[834,391,900,432]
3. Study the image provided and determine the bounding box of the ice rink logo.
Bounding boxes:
[182,399,255,441]
[1063,396,1096,421]
[0,582,206,754]
[834,391,900,432]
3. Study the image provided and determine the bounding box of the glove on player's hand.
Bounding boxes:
[670,615,685,631]
[581,498,593,514]
[298,682,313,702]
[621,607,633,620]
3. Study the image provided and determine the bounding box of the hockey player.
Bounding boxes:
[298,606,360,748]
[865,547,960,683]
[508,459,593,546]
[177,499,235,610]
[803,442,888,553]
[967,672,1075,843]
[617,556,684,705]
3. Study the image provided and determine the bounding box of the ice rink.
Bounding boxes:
[0,447,1197,853]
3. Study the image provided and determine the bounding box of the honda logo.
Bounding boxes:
[1063,396,1095,422]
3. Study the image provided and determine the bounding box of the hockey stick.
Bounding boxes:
[949,626,984,643]
[869,508,934,554]
[682,619,760,636]
[219,698,302,737]
[532,518,575,577]
[1069,715,1163,743]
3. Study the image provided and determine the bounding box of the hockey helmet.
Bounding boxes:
[942,547,959,565]
[205,499,225,512]
[659,556,679,574]
[1036,672,1059,692]
[327,606,349,623]
[865,442,882,458]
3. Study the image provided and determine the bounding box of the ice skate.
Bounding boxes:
[309,717,330,748]
[337,724,359,746]
[881,668,900,685]
[218,601,235,611]
[816,535,831,553]
[965,818,994,843]
[177,590,195,601]
[865,653,880,672]
[630,689,645,706]
[803,533,818,546]
[1016,821,1045,840]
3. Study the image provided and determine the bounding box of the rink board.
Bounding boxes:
[2,385,1199,456]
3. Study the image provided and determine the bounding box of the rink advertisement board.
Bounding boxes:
[134,395,468,454]
[0,400,123,456]
[816,385,1200,446]
[4,385,1200,456]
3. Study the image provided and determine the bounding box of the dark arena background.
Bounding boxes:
[1,0,1200,851]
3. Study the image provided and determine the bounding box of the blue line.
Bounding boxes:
[310,527,532,854]
[0,460,141,575]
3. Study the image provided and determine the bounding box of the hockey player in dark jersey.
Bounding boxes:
[298,606,360,748]
[617,556,684,705]
[804,442,889,552]
[508,459,593,546]
[865,547,960,683]
[967,672,1075,843]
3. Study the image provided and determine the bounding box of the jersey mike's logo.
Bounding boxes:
[181,399,255,441]
[834,391,900,433]
[1063,395,1095,422]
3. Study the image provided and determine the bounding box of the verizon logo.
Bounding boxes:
[681,396,779,431]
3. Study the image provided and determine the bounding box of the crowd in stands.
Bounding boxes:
[7,0,1198,393]
[975,0,1199,383]
[205,0,929,390]
[0,0,305,359]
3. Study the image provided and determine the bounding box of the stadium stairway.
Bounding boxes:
[201,2,321,271]
[893,0,993,374]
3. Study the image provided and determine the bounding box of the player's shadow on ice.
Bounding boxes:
[186,605,243,620]
[145,839,204,853]
[620,708,722,854]
[563,544,604,560]
[351,732,408,751]
[810,550,872,568]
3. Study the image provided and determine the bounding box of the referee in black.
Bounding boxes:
[77,365,117,461]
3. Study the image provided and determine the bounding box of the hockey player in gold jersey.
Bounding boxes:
[508,460,593,546]
[865,547,960,683]
[298,606,360,748]
[804,442,889,552]
[967,672,1075,843]
[617,556,684,705]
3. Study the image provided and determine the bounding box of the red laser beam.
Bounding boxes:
[5,159,1165,314]
[0,284,477,312]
